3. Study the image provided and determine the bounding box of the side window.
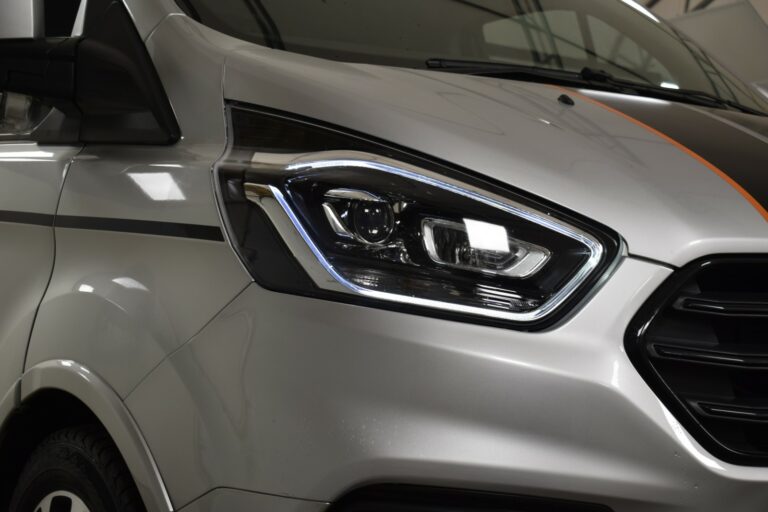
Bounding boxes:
[0,92,53,140]
[586,16,672,84]
[0,1,81,141]
[482,11,587,68]
[44,0,82,37]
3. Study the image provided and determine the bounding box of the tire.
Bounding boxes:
[9,426,146,512]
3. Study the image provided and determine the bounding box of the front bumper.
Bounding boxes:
[178,488,326,512]
[127,257,768,511]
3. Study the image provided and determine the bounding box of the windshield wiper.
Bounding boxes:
[426,59,766,117]
[579,67,767,117]
[426,58,588,84]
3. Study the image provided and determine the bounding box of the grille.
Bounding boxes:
[626,256,768,465]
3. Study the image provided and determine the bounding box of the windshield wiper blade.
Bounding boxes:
[426,59,766,116]
[426,58,584,81]
[651,88,765,117]
[580,67,767,116]
[425,58,609,92]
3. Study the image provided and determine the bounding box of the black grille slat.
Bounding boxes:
[692,401,768,424]
[673,293,768,317]
[650,343,768,370]
[626,256,768,466]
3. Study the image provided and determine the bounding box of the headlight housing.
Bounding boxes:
[217,104,621,329]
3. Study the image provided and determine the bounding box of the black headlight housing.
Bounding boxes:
[216,102,621,330]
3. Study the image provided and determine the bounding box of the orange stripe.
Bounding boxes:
[557,87,768,222]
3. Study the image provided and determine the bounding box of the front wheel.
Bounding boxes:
[10,426,146,512]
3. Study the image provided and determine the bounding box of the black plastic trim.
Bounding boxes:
[673,293,768,317]
[56,215,224,241]
[328,485,613,512]
[693,401,768,424]
[625,254,768,466]
[651,343,768,370]
[77,0,181,144]
[220,101,623,332]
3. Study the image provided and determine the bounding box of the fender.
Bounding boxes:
[20,360,173,512]
[0,381,19,431]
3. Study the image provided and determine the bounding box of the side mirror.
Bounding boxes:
[0,0,43,40]
[0,0,180,145]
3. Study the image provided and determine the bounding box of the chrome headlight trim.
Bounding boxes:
[246,150,605,323]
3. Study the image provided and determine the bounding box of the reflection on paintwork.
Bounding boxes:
[0,150,56,162]
[59,359,92,382]
[112,277,149,291]
[620,0,660,22]
[128,172,186,201]
[78,284,94,293]
[661,404,724,471]
[585,89,669,105]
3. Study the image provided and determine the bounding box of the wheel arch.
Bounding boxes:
[0,360,173,512]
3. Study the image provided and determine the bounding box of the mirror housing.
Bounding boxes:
[0,0,180,145]
[0,0,43,40]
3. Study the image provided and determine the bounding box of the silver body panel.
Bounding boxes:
[0,143,79,418]
[1,1,768,511]
[0,0,43,39]
[127,259,768,512]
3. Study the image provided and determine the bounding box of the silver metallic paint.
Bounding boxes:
[0,0,43,39]
[0,143,79,431]
[26,8,251,399]
[126,258,768,512]
[123,0,182,40]
[55,147,224,226]
[0,144,77,215]
[26,229,249,397]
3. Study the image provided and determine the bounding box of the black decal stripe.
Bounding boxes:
[575,89,768,221]
[0,210,225,241]
[55,216,225,241]
[0,210,55,226]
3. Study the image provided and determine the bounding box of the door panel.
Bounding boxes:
[0,94,81,400]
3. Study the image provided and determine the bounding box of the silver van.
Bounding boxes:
[2,1,768,511]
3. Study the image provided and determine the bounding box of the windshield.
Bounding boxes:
[177,0,768,113]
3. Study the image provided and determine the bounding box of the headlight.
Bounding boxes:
[217,104,621,329]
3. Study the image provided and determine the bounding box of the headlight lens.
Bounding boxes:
[218,105,621,329]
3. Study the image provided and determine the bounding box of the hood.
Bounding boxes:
[223,45,768,266]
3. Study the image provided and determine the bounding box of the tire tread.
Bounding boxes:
[10,425,146,512]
